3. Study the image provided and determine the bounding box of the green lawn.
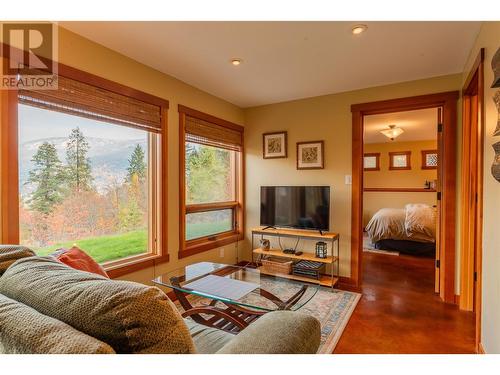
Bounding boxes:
[33,222,231,263]
[35,230,148,263]
[186,221,232,241]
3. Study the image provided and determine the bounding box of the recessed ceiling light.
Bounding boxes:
[352,24,368,35]
[230,58,243,66]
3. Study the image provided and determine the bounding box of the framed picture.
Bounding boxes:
[297,140,324,170]
[389,151,411,170]
[364,153,380,171]
[263,131,287,159]
[421,149,438,169]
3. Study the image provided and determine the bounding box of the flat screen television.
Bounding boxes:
[260,186,330,231]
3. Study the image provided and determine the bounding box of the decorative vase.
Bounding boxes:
[494,90,500,136]
[492,141,500,183]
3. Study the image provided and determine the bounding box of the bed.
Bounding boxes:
[365,204,437,256]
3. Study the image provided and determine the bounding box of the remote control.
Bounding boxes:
[295,251,303,256]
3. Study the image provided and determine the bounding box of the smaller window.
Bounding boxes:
[364,153,380,171]
[389,151,411,170]
[421,150,438,169]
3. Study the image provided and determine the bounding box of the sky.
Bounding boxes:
[18,104,146,143]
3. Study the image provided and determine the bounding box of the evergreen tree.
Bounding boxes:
[66,127,93,192]
[126,144,146,182]
[27,142,65,215]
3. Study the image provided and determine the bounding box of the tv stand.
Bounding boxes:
[251,226,340,288]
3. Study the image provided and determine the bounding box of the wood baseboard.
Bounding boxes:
[478,342,486,354]
[337,276,362,293]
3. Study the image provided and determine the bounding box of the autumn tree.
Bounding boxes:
[126,144,146,182]
[66,127,93,192]
[26,142,65,215]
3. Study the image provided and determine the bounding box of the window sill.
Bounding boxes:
[179,232,242,259]
[104,252,169,279]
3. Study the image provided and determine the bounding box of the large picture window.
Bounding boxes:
[179,105,244,258]
[3,64,169,277]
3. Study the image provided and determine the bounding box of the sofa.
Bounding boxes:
[0,246,321,354]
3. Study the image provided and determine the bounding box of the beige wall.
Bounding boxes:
[363,140,437,225]
[462,21,500,354]
[364,140,438,188]
[244,74,462,278]
[0,27,246,284]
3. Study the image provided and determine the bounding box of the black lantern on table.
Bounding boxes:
[315,241,327,259]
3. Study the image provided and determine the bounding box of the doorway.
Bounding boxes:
[350,91,459,303]
[460,48,484,352]
[362,108,439,290]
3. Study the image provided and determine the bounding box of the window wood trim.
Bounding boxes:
[363,152,380,171]
[389,151,412,170]
[421,149,438,170]
[179,105,244,258]
[0,55,169,276]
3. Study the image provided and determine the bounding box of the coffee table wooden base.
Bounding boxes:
[173,284,309,334]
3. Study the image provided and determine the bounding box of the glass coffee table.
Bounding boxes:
[153,262,319,333]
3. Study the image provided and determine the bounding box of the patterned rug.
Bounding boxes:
[175,276,361,354]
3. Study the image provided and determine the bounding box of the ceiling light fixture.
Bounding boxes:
[351,24,368,35]
[380,124,404,141]
[230,58,243,66]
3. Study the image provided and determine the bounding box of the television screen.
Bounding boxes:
[260,186,330,231]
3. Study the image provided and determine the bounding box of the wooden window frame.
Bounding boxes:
[389,151,412,170]
[0,49,170,278]
[178,105,244,259]
[421,149,438,170]
[363,153,380,171]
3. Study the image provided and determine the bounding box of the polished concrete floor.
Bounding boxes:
[334,252,476,353]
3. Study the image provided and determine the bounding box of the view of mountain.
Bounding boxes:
[19,137,147,197]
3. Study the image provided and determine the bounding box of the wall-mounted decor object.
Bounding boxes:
[492,141,500,183]
[296,140,324,170]
[493,90,500,136]
[389,151,411,170]
[491,47,500,88]
[263,131,287,159]
[364,153,380,171]
[421,149,438,169]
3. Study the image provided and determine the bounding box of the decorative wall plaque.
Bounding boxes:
[492,141,500,183]
[492,47,500,88]
[494,90,500,136]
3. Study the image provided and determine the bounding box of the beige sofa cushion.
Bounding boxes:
[0,257,195,354]
[0,245,35,276]
[0,293,115,354]
[184,318,234,354]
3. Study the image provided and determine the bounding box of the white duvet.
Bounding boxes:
[365,204,436,244]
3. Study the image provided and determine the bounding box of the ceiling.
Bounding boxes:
[61,21,481,108]
[364,108,438,144]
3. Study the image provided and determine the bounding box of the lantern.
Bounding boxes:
[315,241,328,259]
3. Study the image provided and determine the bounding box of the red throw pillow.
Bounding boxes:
[56,246,109,278]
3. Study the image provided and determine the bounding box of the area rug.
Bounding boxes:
[175,277,361,354]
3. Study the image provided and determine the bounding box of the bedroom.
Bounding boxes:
[363,108,439,289]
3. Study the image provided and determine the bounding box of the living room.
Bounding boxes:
[1,1,500,372]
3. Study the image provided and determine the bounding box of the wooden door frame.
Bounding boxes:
[350,91,459,303]
[460,49,484,352]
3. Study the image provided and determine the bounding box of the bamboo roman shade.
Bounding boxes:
[184,115,243,152]
[18,75,163,133]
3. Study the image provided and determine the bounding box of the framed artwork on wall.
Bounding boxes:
[389,151,411,170]
[421,149,438,169]
[296,140,324,170]
[364,153,380,171]
[263,131,287,159]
